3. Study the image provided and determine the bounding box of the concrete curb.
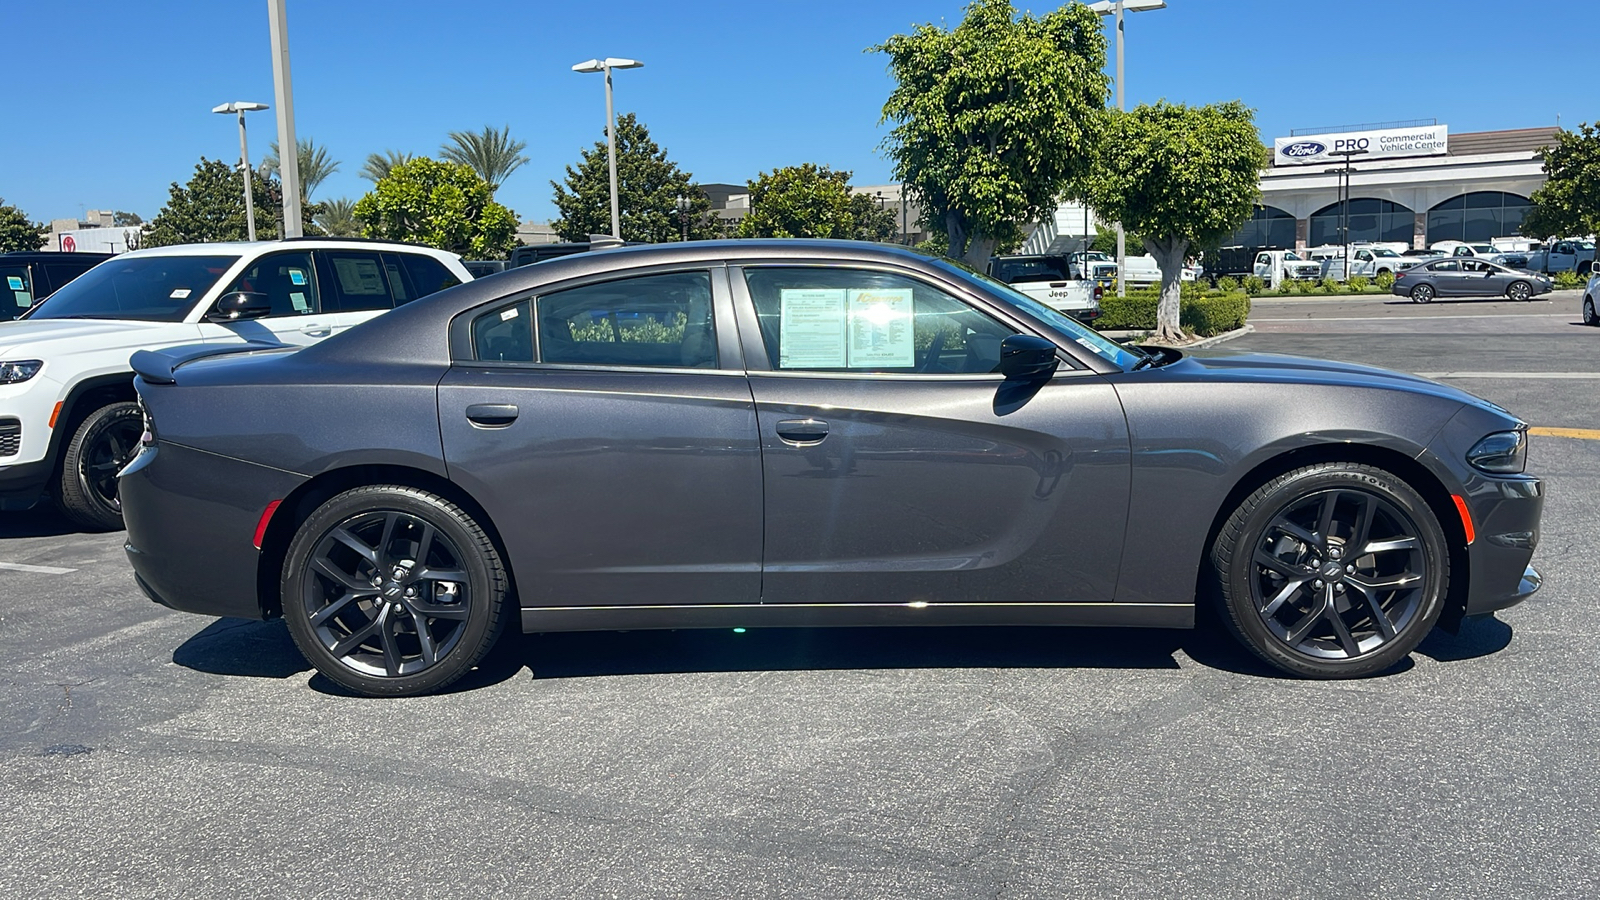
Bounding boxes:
[1099,323,1255,349]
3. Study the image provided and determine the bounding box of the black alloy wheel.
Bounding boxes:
[282,486,508,696]
[1584,296,1598,326]
[1507,281,1533,302]
[58,401,143,531]
[1409,284,1434,304]
[1213,463,1448,678]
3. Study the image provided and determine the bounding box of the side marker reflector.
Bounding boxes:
[253,500,283,550]
[1451,494,1475,545]
[49,401,63,429]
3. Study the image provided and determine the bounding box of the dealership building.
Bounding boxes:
[1025,122,1557,255]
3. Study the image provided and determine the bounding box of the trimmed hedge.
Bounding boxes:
[1096,285,1251,336]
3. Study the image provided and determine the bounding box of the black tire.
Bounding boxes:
[1506,281,1533,302]
[281,485,509,697]
[1584,296,1598,326]
[57,401,142,532]
[1211,463,1449,679]
[1409,283,1434,304]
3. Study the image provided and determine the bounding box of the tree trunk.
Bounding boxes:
[962,235,998,270]
[1146,237,1189,343]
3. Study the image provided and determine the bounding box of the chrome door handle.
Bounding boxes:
[775,418,829,444]
[465,403,519,427]
[300,322,333,336]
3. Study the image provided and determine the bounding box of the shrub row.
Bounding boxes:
[1096,286,1251,336]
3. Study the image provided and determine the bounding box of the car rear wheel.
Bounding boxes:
[57,401,142,532]
[282,485,509,697]
[1506,281,1533,302]
[1584,296,1598,326]
[1212,463,1448,678]
[1409,284,1434,304]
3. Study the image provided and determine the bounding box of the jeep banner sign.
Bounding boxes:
[1274,125,1449,166]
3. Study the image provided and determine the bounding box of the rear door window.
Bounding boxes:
[1,264,33,320]
[400,254,463,297]
[322,251,395,312]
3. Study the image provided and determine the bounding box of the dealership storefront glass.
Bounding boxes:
[1225,205,1297,248]
[1309,199,1414,246]
[1426,192,1530,243]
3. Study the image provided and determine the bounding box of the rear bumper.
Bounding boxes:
[120,441,305,620]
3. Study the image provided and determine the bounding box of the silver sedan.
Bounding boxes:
[1392,258,1554,303]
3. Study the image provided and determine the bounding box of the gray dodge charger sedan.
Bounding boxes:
[120,240,1543,696]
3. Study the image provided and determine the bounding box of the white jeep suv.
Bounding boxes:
[0,239,471,529]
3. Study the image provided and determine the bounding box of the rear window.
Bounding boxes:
[990,258,1069,284]
[27,255,238,322]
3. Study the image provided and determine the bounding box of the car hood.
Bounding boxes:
[0,318,189,358]
[1173,348,1501,411]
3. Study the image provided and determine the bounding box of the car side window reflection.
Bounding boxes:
[472,299,534,362]
[223,251,319,317]
[743,267,1012,375]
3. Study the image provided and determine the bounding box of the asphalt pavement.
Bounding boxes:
[2,293,1597,898]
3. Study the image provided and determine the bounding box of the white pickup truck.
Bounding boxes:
[1306,244,1408,279]
[988,254,1102,323]
[1253,249,1324,287]
[1522,238,1596,276]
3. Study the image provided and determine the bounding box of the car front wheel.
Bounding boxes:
[1585,296,1598,326]
[1409,284,1434,304]
[1212,463,1449,678]
[58,401,142,531]
[1506,281,1533,302]
[282,485,509,696]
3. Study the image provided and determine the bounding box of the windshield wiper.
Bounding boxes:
[1130,347,1161,370]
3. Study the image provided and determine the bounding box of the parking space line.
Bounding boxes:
[1529,427,1600,441]
[1253,313,1573,322]
[1417,372,1600,379]
[0,561,78,575]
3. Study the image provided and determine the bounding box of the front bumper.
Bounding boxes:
[0,457,51,508]
[1461,474,1544,617]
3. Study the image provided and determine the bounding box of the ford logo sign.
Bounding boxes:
[1283,141,1326,158]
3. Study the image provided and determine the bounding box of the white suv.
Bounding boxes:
[0,239,471,529]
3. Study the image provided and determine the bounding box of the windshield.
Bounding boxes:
[27,255,238,322]
[931,258,1143,369]
[1374,248,1400,257]
[2,264,35,322]
[1283,251,1303,260]
[1577,241,1596,251]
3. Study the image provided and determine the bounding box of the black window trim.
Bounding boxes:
[726,260,1101,379]
[449,262,743,374]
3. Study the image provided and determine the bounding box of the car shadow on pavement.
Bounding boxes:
[0,504,93,539]
[172,618,312,680]
[1414,615,1514,662]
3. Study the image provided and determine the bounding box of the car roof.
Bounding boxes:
[0,250,115,260]
[116,239,462,260]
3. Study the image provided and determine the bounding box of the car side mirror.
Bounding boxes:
[999,334,1058,380]
[206,291,272,322]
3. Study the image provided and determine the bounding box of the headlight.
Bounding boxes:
[1467,430,1527,474]
[0,360,43,384]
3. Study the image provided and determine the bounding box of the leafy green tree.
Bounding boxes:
[262,137,341,200]
[551,113,719,242]
[1085,101,1268,342]
[143,158,321,247]
[315,197,360,237]
[353,158,517,259]
[874,0,1108,267]
[112,210,143,226]
[440,125,528,194]
[0,198,47,252]
[1522,122,1600,241]
[361,150,415,183]
[737,164,897,240]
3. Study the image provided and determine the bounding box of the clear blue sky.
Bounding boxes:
[5,0,1595,227]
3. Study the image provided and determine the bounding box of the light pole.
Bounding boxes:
[1323,148,1368,276]
[212,102,270,241]
[572,57,644,241]
[1089,0,1167,296]
[675,194,690,242]
[267,0,302,238]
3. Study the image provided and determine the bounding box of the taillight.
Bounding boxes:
[1093,284,1103,302]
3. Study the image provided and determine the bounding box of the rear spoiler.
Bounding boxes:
[131,341,288,385]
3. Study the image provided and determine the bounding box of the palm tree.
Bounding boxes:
[439,125,528,193]
[261,138,341,200]
[315,197,360,237]
[361,150,415,183]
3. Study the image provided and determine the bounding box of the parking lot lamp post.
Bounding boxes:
[572,57,644,241]
[212,102,270,241]
[1089,0,1167,296]
[675,194,690,241]
[267,0,302,238]
[1323,148,1368,275]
